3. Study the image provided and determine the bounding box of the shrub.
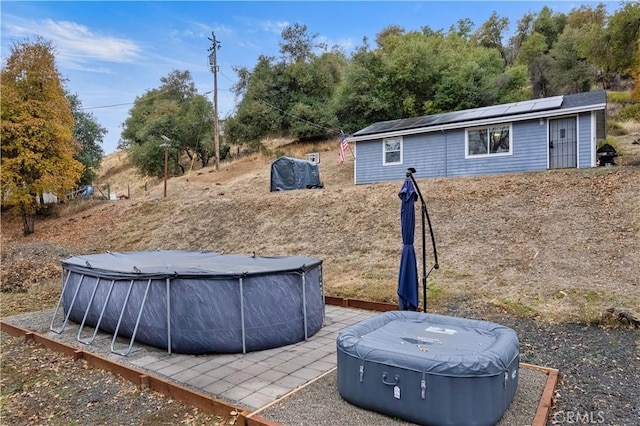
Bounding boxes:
[607,120,627,136]
[598,136,619,151]
[607,91,631,104]
[617,103,640,121]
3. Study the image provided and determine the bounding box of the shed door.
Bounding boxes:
[549,117,577,169]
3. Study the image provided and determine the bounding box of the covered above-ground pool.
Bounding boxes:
[337,311,519,426]
[52,250,324,355]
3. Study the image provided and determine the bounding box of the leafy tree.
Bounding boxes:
[632,62,640,102]
[449,18,475,40]
[505,11,535,65]
[548,28,594,94]
[495,64,531,103]
[67,92,106,185]
[532,6,567,51]
[517,32,551,97]
[226,56,289,148]
[606,1,640,76]
[121,70,224,176]
[331,46,393,133]
[471,11,510,61]
[279,23,318,64]
[1,38,83,235]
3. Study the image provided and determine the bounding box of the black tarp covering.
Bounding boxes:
[270,156,323,191]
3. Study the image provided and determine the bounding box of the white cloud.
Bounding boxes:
[2,15,140,70]
[260,20,289,34]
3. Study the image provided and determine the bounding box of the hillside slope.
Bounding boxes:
[2,136,639,322]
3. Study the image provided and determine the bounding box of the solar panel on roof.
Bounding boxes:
[533,98,564,111]
[389,117,422,130]
[505,103,535,114]
[480,106,510,117]
[415,116,439,127]
[353,94,567,137]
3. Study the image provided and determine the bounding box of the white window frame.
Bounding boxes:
[383,136,403,165]
[465,123,513,159]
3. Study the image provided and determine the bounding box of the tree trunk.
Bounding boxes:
[22,212,35,235]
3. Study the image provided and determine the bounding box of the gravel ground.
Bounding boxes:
[437,303,640,426]
[258,309,640,426]
[258,367,548,426]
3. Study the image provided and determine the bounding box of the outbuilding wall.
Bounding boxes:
[354,115,596,184]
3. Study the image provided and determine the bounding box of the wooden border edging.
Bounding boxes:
[325,296,397,312]
[521,362,559,426]
[0,320,278,426]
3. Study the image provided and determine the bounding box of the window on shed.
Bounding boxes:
[383,137,402,165]
[466,124,511,157]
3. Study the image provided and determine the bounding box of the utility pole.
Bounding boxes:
[208,31,221,171]
[160,135,171,198]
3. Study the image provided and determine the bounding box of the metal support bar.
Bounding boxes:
[239,277,246,354]
[76,278,101,342]
[50,273,83,334]
[111,279,152,356]
[319,264,325,322]
[77,279,115,345]
[302,272,308,340]
[166,278,171,355]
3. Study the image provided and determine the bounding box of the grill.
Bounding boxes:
[597,144,618,166]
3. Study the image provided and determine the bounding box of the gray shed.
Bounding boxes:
[346,90,607,184]
[270,156,323,191]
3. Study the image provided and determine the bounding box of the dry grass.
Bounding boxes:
[620,120,640,135]
[2,132,639,324]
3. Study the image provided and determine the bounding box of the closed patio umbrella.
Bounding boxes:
[397,177,419,310]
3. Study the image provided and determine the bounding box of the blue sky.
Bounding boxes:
[1,1,620,154]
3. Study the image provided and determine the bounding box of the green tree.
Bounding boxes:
[505,11,535,65]
[1,38,83,235]
[471,11,510,62]
[517,32,551,97]
[67,92,106,185]
[607,1,640,76]
[548,28,594,94]
[121,70,223,177]
[533,6,567,51]
[226,56,289,148]
[279,23,318,64]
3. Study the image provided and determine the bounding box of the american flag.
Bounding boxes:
[339,134,349,164]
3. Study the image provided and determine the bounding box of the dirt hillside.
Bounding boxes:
[2,133,639,323]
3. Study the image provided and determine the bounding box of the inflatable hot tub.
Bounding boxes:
[337,311,519,426]
[56,250,324,355]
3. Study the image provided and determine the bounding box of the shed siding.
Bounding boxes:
[355,119,553,184]
[578,112,592,168]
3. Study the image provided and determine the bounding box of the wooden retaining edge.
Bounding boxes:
[325,295,398,312]
[520,362,560,426]
[0,320,278,426]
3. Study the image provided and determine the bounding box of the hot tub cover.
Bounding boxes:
[337,310,519,377]
[62,250,323,280]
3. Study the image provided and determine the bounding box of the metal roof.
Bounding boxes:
[351,90,606,139]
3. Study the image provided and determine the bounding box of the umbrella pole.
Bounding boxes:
[421,204,426,312]
[406,168,440,313]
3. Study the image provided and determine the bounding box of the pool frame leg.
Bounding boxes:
[50,273,84,334]
[77,279,115,345]
[239,277,246,354]
[302,272,308,340]
[166,278,171,355]
[111,279,152,356]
